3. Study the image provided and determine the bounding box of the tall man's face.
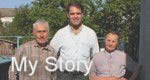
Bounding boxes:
[105,33,119,52]
[67,6,83,27]
[33,24,48,44]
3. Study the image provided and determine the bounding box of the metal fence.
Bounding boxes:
[0,36,126,57]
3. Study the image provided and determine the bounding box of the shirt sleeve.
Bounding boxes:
[118,52,127,78]
[89,59,97,76]
[91,32,99,57]
[50,29,63,54]
[122,52,127,77]
[9,46,24,80]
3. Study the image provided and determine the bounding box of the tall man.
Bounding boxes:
[50,2,99,80]
[9,19,56,80]
[89,31,127,80]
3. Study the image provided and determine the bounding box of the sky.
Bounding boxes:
[0,0,33,8]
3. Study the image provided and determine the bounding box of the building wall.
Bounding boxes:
[139,0,150,80]
[0,17,14,27]
[1,17,14,22]
[0,8,16,27]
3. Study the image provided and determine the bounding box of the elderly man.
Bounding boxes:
[50,2,99,80]
[9,19,56,80]
[89,31,127,80]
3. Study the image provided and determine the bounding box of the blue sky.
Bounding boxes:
[0,0,33,8]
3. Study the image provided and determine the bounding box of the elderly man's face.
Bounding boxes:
[33,25,48,44]
[68,6,83,27]
[105,33,119,52]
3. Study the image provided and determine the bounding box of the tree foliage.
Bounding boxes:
[97,0,140,61]
[1,0,140,61]
[0,19,4,35]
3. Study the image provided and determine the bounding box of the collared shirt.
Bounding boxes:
[50,24,99,72]
[90,50,126,78]
[9,40,56,80]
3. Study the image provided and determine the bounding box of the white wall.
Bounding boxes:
[1,17,14,22]
[0,17,14,27]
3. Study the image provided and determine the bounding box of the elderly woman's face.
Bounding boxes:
[105,33,119,52]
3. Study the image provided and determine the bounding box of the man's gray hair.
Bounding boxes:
[33,19,49,32]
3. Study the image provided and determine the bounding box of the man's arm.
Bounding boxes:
[50,30,62,54]
[91,32,99,57]
[9,46,24,80]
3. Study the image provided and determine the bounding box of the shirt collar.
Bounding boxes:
[68,24,84,32]
[33,40,51,51]
[104,49,117,56]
